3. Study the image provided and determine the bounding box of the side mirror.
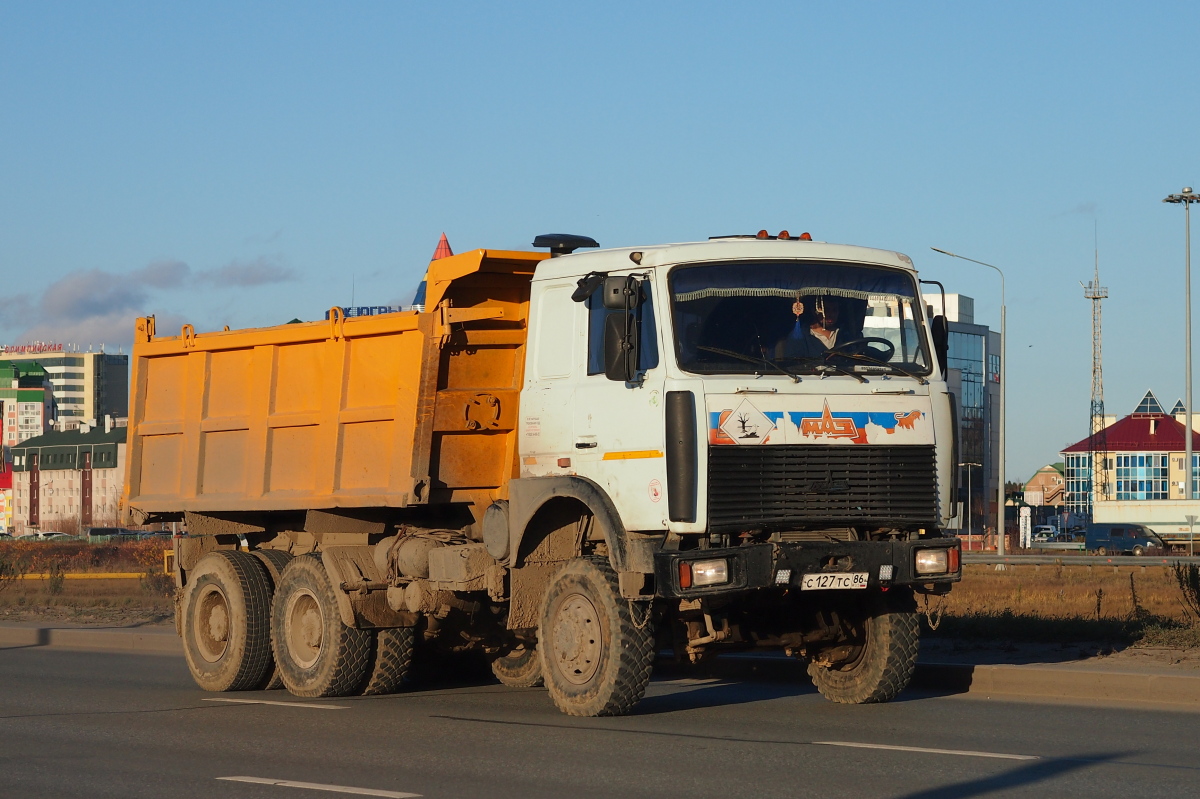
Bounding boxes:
[604,312,639,382]
[931,315,948,376]
[602,275,642,310]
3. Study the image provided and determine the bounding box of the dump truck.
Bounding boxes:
[123,232,962,716]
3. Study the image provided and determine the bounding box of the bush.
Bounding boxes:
[140,568,174,597]
[47,561,65,596]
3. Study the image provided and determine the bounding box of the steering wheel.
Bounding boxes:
[826,337,896,361]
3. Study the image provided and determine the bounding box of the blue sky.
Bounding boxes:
[1,2,1198,479]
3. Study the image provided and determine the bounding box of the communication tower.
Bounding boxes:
[1083,253,1108,511]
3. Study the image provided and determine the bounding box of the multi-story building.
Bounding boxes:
[1062,390,1200,545]
[2,345,128,421]
[0,460,12,534]
[922,293,1002,536]
[1023,463,1066,507]
[8,419,126,534]
[0,360,54,451]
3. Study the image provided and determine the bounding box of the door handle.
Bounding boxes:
[575,441,598,449]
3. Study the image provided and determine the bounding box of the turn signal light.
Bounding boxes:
[948,546,961,573]
[679,561,693,589]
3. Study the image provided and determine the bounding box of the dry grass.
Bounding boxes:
[927,564,1200,647]
[0,540,175,625]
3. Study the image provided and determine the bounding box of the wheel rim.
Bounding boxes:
[550,592,602,685]
[285,588,324,669]
[194,584,231,663]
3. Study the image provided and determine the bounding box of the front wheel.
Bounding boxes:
[807,590,919,705]
[538,558,654,717]
[1132,545,1145,557]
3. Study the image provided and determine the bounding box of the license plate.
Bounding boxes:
[800,572,869,590]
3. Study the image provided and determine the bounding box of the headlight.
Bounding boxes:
[914,549,949,575]
[691,559,730,587]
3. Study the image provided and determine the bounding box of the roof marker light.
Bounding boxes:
[800,232,813,241]
[778,230,790,240]
[756,230,770,239]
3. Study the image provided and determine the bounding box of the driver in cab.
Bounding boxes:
[775,295,844,359]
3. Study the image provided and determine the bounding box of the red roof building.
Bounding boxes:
[1061,390,1200,512]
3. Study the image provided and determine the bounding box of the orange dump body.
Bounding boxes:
[122,249,546,522]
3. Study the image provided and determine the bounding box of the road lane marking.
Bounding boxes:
[814,741,1038,761]
[203,699,349,710]
[217,777,419,797]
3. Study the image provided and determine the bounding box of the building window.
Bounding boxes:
[1065,452,1092,513]
[1115,453,1169,500]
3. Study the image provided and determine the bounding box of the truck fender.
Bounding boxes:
[506,476,630,573]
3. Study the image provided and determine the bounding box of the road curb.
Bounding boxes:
[0,625,182,656]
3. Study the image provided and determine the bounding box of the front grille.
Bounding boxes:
[707,445,938,532]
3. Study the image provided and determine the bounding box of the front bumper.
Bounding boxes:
[653,538,961,599]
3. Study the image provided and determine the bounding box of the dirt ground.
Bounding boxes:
[0,577,173,626]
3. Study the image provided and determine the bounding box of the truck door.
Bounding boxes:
[571,274,667,530]
[520,282,581,468]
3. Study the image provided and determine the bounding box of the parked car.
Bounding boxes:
[86,526,143,541]
[1031,525,1058,542]
[1085,523,1165,556]
[14,531,70,541]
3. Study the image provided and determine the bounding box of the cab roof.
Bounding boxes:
[531,238,918,281]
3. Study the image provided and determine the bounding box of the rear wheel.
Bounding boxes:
[360,627,416,695]
[271,555,372,698]
[490,643,544,688]
[181,551,274,692]
[538,557,654,717]
[807,590,919,705]
[252,549,294,690]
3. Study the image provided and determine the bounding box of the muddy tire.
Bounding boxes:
[271,555,372,698]
[538,557,654,717]
[251,549,294,690]
[360,627,416,696]
[181,551,274,692]
[490,643,544,688]
[807,591,919,704]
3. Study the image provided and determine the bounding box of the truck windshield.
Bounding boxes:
[670,261,931,377]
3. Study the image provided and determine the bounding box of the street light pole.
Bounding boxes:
[1164,188,1199,506]
[932,248,1007,556]
[959,461,982,549]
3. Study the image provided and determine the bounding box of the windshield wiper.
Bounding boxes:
[833,351,929,385]
[776,354,868,383]
[696,345,802,382]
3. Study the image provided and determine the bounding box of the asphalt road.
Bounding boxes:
[1,647,1196,799]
